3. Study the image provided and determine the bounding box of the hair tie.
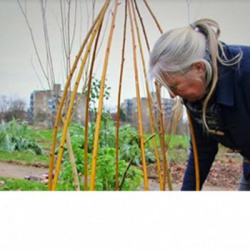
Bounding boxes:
[190,23,199,32]
[189,23,196,30]
[190,23,207,37]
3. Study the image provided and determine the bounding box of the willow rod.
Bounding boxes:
[115,0,128,191]
[133,0,150,52]
[89,1,119,191]
[155,83,173,190]
[51,1,111,190]
[59,112,80,191]
[83,20,104,191]
[66,129,80,190]
[187,110,200,191]
[128,0,148,190]
[143,0,163,34]
[165,102,183,149]
[135,0,170,190]
[130,0,163,190]
[48,0,111,190]
[142,0,173,190]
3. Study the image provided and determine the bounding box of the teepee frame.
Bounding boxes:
[48,0,183,191]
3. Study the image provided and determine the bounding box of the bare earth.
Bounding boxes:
[0,161,48,180]
[0,152,242,191]
[145,152,242,191]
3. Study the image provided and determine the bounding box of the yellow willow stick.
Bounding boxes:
[130,0,163,190]
[115,0,128,191]
[141,0,174,191]
[140,0,173,190]
[143,0,163,33]
[90,1,119,191]
[127,0,148,191]
[83,78,91,191]
[187,110,200,191]
[141,0,173,190]
[155,83,173,191]
[83,21,103,191]
[60,111,80,191]
[133,0,150,51]
[51,2,111,191]
[48,0,111,190]
[165,102,183,149]
[66,129,80,191]
[155,84,167,190]
[134,0,168,190]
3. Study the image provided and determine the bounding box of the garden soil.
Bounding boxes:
[0,161,48,180]
[0,152,242,191]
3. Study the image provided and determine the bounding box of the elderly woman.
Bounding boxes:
[148,19,250,190]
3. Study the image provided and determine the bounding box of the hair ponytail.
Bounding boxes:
[191,19,242,131]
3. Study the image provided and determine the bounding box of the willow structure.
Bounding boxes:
[48,0,185,191]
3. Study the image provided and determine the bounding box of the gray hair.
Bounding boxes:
[149,18,242,131]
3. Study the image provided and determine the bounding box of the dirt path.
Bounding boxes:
[0,160,237,191]
[141,180,236,191]
[0,161,48,180]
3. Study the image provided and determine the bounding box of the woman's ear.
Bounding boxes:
[192,61,206,75]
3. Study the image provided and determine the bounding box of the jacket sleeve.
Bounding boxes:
[181,117,219,191]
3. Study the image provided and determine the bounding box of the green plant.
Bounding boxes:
[0,119,45,155]
[57,119,160,190]
[95,147,143,191]
[58,121,144,191]
[87,115,116,152]
[84,76,111,122]
[59,144,143,191]
[119,125,156,165]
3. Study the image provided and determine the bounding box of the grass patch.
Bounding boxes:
[0,176,75,191]
[144,134,189,163]
[0,176,48,191]
[145,133,189,149]
[27,127,55,150]
[167,134,189,149]
[0,150,49,166]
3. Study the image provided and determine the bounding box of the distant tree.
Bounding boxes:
[119,108,127,122]
[17,0,99,126]
[0,96,9,115]
[0,95,27,122]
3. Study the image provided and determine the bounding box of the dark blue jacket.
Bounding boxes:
[182,44,250,190]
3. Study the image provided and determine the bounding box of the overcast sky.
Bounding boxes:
[1,0,250,108]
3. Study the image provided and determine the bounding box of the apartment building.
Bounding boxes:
[29,84,87,127]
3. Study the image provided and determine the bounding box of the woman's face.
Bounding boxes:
[162,62,207,103]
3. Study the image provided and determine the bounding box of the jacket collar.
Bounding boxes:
[215,44,237,106]
[216,64,235,106]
